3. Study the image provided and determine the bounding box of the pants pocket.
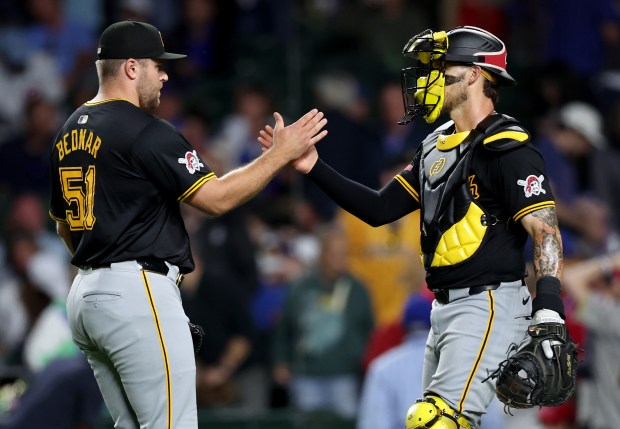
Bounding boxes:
[83,291,122,302]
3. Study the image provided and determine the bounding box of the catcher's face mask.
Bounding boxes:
[399,30,448,125]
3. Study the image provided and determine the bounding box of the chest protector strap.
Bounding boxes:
[419,113,527,269]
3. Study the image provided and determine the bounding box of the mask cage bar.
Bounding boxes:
[399,30,448,125]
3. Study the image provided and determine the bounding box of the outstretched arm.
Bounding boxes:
[187,110,327,216]
[258,124,418,226]
[307,159,417,226]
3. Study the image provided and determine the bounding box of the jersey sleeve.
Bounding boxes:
[132,120,216,201]
[493,144,556,222]
[393,150,421,208]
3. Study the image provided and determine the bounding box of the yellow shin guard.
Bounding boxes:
[405,395,472,429]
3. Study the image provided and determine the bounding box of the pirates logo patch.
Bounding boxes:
[178,150,204,174]
[517,174,546,198]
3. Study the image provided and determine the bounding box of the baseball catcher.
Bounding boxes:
[487,318,579,410]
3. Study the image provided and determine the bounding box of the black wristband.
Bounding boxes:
[531,276,565,319]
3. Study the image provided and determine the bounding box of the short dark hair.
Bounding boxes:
[97,59,125,80]
[97,58,150,80]
[483,78,500,106]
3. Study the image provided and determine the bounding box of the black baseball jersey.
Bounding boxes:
[49,99,215,273]
[395,129,555,289]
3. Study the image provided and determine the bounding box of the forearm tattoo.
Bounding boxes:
[531,207,563,278]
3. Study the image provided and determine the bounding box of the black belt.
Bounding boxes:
[432,283,501,304]
[84,259,168,275]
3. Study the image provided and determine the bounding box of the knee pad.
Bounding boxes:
[405,395,472,429]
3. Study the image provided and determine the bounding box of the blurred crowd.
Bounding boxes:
[0,0,619,428]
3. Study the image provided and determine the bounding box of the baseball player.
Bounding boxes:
[259,26,566,428]
[49,20,327,429]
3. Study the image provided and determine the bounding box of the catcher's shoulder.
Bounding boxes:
[481,114,531,152]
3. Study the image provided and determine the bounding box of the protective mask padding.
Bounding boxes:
[399,30,448,124]
[415,69,445,123]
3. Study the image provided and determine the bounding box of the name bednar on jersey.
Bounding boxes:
[55,125,102,160]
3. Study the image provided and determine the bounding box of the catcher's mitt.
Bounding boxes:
[487,322,578,410]
[188,321,205,356]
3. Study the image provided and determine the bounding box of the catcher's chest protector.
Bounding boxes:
[419,113,529,269]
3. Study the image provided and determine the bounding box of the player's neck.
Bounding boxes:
[451,96,495,133]
[90,84,139,107]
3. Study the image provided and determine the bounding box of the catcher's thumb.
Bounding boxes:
[542,339,554,359]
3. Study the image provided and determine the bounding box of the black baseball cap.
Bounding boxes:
[97,20,186,60]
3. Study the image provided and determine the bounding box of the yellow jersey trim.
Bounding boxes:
[394,174,419,202]
[513,201,555,222]
[178,172,216,202]
[84,98,131,106]
[483,131,529,145]
[141,272,172,429]
[458,291,495,413]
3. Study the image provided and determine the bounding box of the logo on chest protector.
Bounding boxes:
[429,157,446,176]
[517,174,546,198]
[178,150,204,174]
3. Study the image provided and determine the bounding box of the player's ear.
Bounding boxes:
[125,59,139,80]
[469,66,483,85]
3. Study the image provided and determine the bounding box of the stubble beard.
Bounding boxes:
[442,84,468,116]
[137,74,160,113]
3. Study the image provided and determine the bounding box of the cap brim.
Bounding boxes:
[156,52,187,60]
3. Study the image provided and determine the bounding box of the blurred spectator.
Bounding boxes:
[21,251,75,373]
[21,0,96,89]
[528,64,586,133]
[166,0,232,84]
[0,231,31,363]
[116,0,153,22]
[209,84,296,222]
[440,0,509,40]
[181,251,257,409]
[194,207,260,301]
[3,193,68,259]
[304,71,382,220]
[336,155,424,327]
[508,0,620,80]
[0,227,76,381]
[534,102,620,258]
[540,0,620,79]
[560,253,620,429]
[0,30,63,138]
[376,80,434,165]
[358,0,432,75]
[271,225,374,418]
[0,97,58,198]
[211,84,273,170]
[357,292,433,429]
[0,355,103,429]
[62,0,104,34]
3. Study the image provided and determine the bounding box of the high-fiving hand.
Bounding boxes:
[258,109,326,174]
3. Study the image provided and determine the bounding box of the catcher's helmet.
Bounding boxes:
[443,26,516,86]
[399,26,515,124]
